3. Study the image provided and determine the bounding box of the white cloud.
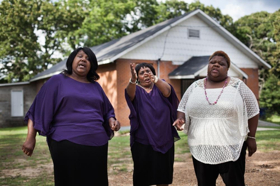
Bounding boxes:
[223,4,245,21]
[159,0,280,21]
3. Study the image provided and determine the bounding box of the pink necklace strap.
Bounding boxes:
[204,77,228,105]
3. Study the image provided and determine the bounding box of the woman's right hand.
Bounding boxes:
[22,119,37,157]
[173,118,185,131]
[22,138,36,157]
[130,63,137,82]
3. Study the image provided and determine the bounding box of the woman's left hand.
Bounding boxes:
[247,138,257,157]
[109,118,121,131]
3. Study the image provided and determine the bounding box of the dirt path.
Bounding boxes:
[2,151,280,186]
[108,151,280,186]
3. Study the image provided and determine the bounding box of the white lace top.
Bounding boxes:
[178,77,259,164]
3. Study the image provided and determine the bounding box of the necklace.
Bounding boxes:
[204,77,228,105]
[138,84,153,91]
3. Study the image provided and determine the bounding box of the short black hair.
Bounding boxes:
[209,50,230,68]
[63,47,100,82]
[135,63,156,78]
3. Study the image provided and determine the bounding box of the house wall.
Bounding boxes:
[120,14,261,107]
[0,83,37,128]
[240,68,260,100]
[122,15,258,69]
[35,79,48,93]
[158,61,181,98]
[110,58,259,127]
[96,63,118,114]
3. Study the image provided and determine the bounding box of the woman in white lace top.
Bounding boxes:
[173,51,259,186]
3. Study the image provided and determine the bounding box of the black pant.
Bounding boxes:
[48,139,108,186]
[131,142,174,186]
[192,142,247,186]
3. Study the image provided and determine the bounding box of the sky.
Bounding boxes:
[178,0,280,21]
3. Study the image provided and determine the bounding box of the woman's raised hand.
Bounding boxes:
[130,63,137,82]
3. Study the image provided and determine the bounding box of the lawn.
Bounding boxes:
[266,114,280,124]
[0,126,279,186]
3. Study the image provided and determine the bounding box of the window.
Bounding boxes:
[11,90,24,117]
[188,29,200,39]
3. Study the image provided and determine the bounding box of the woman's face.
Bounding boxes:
[137,67,153,87]
[207,56,229,81]
[72,50,91,77]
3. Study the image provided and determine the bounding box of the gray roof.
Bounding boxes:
[169,56,209,77]
[169,56,249,79]
[30,58,67,81]
[30,12,193,82]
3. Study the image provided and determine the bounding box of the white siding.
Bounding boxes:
[122,15,258,68]
[11,90,24,117]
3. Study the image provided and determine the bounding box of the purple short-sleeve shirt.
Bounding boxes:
[125,83,180,154]
[25,74,115,146]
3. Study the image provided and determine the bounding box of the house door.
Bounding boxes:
[181,79,195,97]
[11,90,24,117]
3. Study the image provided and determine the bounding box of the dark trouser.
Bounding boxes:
[192,142,247,186]
[48,139,108,186]
[131,142,174,186]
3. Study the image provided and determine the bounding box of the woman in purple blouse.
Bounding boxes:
[125,63,180,186]
[22,47,120,186]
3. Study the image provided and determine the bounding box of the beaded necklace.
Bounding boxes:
[204,77,228,105]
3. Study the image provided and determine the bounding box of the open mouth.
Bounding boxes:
[144,77,150,82]
[78,63,86,69]
[211,68,219,73]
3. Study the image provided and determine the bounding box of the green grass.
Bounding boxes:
[265,114,280,124]
[0,126,54,185]
[175,131,190,154]
[256,129,280,151]
[0,127,279,185]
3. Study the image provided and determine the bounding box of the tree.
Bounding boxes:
[68,0,234,48]
[0,0,238,82]
[232,10,280,80]
[0,0,41,82]
[0,0,85,82]
[259,74,280,114]
[269,10,280,81]
[232,10,280,115]
[188,0,234,31]
[69,0,136,47]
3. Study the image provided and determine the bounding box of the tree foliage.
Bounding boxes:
[232,10,280,114]
[71,0,136,47]
[259,74,280,114]
[0,0,85,82]
[64,0,234,48]
[232,10,280,80]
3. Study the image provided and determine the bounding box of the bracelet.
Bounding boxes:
[154,76,158,83]
[129,78,136,84]
[247,136,256,140]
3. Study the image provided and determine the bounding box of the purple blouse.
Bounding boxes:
[25,74,115,146]
[125,83,180,154]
